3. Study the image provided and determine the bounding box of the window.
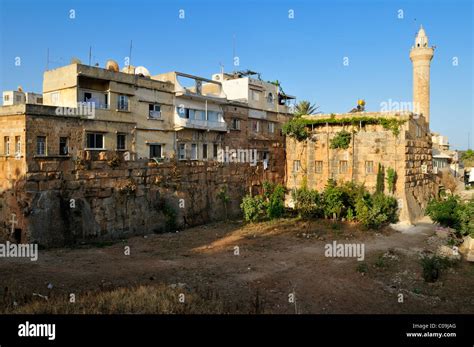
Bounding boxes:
[4,95,9,102]
[191,144,198,160]
[116,134,126,151]
[202,144,208,159]
[267,92,274,104]
[117,95,129,111]
[178,143,186,160]
[251,90,260,101]
[4,136,10,155]
[252,120,260,132]
[365,161,374,174]
[84,92,92,102]
[268,122,275,133]
[86,133,104,149]
[15,136,21,157]
[149,144,162,158]
[36,136,46,156]
[213,144,219,159]
[59,137,68,155]
[315,160,323,174]
[339,160,348,174]
[293,160,301,173]
[230,118,241,130]
[51,92,59,105]
[149,104,161,119]
[15,94,23,103]
[416,124,422,138]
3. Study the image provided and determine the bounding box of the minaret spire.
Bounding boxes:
[409,25,434,124]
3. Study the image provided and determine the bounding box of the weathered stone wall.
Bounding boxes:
[285,113,437,223]
[0,155,271,247]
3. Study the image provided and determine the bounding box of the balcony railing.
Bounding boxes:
[78,101,109,109]
[174,116,227,131]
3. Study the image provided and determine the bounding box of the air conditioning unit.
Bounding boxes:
[421,164,428,174]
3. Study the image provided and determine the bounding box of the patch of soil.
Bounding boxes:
[1,218,473,313]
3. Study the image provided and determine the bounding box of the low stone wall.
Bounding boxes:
[0,157,283,247]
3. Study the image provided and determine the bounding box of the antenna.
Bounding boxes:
[89,46,92,66]
[129,40,133,67]
[219,62,224,74]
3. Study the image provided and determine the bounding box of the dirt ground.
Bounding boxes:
[1,217,473,314]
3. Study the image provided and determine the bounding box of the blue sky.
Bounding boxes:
[0,0,472,149]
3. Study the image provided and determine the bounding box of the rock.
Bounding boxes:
[436,245,461,261]
[435,229,450,239]
[459,236,474,262]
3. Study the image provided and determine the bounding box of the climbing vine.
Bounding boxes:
[282,115,407,142]
[330,130,352,149]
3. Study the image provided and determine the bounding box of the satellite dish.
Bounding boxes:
[106,60,119,72]
[71,57,82,64]
[121,65,135,74]
[17,86,23,92]
[135,66,151,78]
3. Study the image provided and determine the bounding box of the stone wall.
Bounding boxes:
[285,113,437,223]
[0,154,274,247]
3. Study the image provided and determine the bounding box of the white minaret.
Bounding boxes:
[409,25,434,124]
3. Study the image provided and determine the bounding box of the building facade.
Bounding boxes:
[285,27,438,223]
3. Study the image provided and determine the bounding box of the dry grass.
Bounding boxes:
[439,170,458,193]
[1,285,226,314]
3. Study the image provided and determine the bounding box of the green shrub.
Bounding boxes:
[386,167,397,194]
[356,262,368,274]
[240,182,286,222]
[426,197,474,237]
[420,255,453,282]
[346,207,355,221]
[267,184,285,219]
[240,195,266,222]
[456,199,474,237]
[281,117,309,141]
[355,193,398,229]
[426,196,461,229]
[322,183,346,219]
[376,163,385,194]
[292,187,322,218]
[330,130,352,150]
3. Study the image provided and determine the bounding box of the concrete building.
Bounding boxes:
[152,71,228,161]
[0,61,294,246]
[42,62,176,161]
[3,89,43,106]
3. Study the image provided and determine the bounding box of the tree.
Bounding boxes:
[294,100,320,116]
[461,149,474,166]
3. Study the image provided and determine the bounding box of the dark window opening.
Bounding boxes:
[14,228,22,243]
[59,137,68,155]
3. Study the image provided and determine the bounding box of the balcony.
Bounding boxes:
[174,116,227,132]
